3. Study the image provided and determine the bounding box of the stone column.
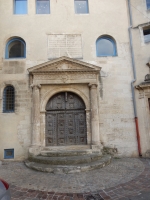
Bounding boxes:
[31,84,41,146]
[89,83,100,146]
[85,109,91,145]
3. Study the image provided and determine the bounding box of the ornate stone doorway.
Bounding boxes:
[28,57,102,152]
[45,92,87,146]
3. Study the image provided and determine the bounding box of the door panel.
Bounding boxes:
[46,92,87,146]
[46,113,57,146]
[66,112,76,145]
[57,112,66,146]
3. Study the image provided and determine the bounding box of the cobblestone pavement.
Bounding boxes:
[0,158,150,200]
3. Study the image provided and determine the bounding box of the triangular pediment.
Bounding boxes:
[28,56,101,73]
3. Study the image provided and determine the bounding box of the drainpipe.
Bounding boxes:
[127,0,142,156]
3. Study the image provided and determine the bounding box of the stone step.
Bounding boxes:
[42,145,91,151]
[40,150,93,157]
[29,153,102,165]
[25,155,111,174]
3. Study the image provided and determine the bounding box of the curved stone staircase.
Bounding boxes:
[25,149,111,174]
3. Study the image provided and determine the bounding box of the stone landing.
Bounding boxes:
[25,148,111,174]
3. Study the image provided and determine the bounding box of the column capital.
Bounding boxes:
[88,83,97,89]
[31,84,41,89]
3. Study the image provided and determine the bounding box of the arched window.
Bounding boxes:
[3,86,15,113]
[96,36,117,57]
[5,38,26,59]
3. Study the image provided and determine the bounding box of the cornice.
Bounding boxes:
[28,56,101,73]
[135,82,150,90]
[32,70,99,75]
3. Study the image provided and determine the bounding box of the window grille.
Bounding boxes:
[14,0,27,14]
[3,86,15,113]
[96,36,117,57]
[5,38,26,59]
[36,0,50,14]
[74,0,89,14]
[4,149,14,159]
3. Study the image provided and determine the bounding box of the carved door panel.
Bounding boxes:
[75,111,87,145]
[46,92,87,146]
[57,112,66,145]
[46,113,57,146]
[66,112,76,145]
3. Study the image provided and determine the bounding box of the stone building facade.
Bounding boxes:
[129,0,150,156]
[0,0,139,160]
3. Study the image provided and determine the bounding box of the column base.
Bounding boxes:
[91,144,103,154]
[29,146,42,157]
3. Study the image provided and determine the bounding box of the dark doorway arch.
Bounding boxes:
[46,92,87,146]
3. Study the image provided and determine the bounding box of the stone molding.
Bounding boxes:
[89,83,98,89]
[135,83,150,98]
[136,83,150,90]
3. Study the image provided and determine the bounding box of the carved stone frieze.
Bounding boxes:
[35,61,96,71]
[34,73,97,81]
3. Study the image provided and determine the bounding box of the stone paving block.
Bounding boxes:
[1,158,150,199]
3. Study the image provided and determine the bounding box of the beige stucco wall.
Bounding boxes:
[0,0,138,160]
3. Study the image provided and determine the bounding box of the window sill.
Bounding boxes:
[36,13,51,16]
[96,56,117,57]
[13,14,28,15]
[75,13,89,15]
[4,58,26,60]
[2,112,15,114]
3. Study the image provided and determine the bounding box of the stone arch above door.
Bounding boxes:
[40,87,90,112]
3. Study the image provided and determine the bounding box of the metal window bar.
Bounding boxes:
[3,86,15,113]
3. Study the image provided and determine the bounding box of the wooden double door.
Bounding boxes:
[46,92,87,146]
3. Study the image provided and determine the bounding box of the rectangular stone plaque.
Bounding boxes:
[48,34,83,59]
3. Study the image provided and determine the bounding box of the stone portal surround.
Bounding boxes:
[39,86,91,148]
[30,84,101,150]
[28,57,102,153]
